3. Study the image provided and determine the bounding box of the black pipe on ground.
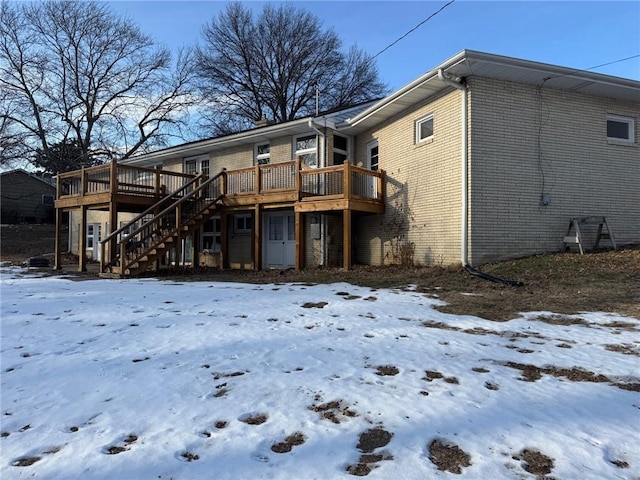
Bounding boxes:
[464,265,523,287]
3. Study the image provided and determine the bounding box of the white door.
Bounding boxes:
[365,140,379,198]
[86,223,102,261]
[264,213,295,269]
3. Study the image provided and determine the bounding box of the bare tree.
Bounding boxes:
[0,0,196,172]
[195,2,387,134]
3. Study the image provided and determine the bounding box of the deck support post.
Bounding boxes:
[54,208,63,270]
[106,201,117,273]
[78,205,87,272]
[221,211,228,269]
[343,209,351,270]
[295,211,304,270]
[174,204,182,267]
[253,205,262,270]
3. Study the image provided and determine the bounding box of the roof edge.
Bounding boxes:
[345,49,640,129]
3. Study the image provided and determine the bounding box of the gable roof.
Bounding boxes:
[126,100,378,165]
[0,169,56,189]
[341,49,640,134]
[126,50,639,164]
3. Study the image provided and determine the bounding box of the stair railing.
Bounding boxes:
[100,174,205,272]
[118,170,226,274]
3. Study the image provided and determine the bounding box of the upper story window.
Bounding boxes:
[367,140,379,171]
[607,115,635,144]
[255,143,270,165]
[416,114,434,143]
[294,134,317,167]
[42,194,54,206]
[333,134,348,165]
[184,155,210,176]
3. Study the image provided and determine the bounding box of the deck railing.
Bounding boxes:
[56,162,196,200]
[57,159,383,204]
[299,163,383,201]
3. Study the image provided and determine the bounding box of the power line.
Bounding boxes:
[543,54,640,83]
[372,0,456,60]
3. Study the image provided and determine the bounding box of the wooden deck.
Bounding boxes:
[55,160,384,213]
[54,160,384,274]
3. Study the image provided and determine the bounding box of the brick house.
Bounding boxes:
[54,50,639,275]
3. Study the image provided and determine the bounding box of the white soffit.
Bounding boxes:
[342,50,640,135]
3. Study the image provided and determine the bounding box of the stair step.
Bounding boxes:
[99,272,123,279]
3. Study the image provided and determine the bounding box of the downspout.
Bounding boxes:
[307,119,326,168]
[437,69,468,266]
[308,119,327,266]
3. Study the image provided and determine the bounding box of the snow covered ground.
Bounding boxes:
[1,267,638,479]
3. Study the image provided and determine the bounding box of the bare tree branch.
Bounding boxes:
[195,2,387,134]
[0,0,196,173]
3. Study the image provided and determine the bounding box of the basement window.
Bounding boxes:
[415,114,434,143]
[234,213,251,234]
[607,115,634,144]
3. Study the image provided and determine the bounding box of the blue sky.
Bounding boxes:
[108,0,640,90]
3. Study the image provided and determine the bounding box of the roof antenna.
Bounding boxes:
[315,83,319,116]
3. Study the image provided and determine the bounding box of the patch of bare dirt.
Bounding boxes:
[428,438,471,474]
[181,451,199,461]
[346,428,394,476]
[533,314,588,326]
[271,432,306,453]
[604,344,640,356]
[356,428,393,453]
[423,370,459,384]
[501,361,640,391]
[309,398,358,424]
[375,365,399,376]
[513,448,554,477]
[12,456,41,467]
[104,434,138,455]
[301,302,328,309]
[239,413,268,425]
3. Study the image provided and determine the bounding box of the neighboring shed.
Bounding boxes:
[1,169,56,224]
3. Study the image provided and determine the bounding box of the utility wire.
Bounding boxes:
[543,54,640,82]
[372,0,456,60]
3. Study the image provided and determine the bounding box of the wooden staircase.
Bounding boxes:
[100,171,225,277]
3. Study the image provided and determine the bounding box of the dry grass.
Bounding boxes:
[156,247,639,321]
[2,224,638,321]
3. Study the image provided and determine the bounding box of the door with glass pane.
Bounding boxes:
[264,213,295,269]
[364,141,379,198]
[86,223,102,261]
[184,156,210,176]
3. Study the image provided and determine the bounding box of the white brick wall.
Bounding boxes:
[353,88,464,266]
[468,77,639,264]
[351,76,639,267]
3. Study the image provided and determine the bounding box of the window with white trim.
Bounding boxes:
[255,142,270,165]
[294,134,317,167]
[202,216,221,252]
[184,155,210,176]
[86,224,101,249]
[416,114,434,143]
[367,140,379,171]
[607,115,635,144]
[234,213,252,234]
[333,134,348,165]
